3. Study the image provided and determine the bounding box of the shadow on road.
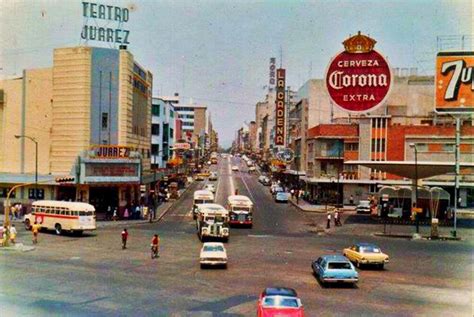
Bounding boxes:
[189,294,257,316]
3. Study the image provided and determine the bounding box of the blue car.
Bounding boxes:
[312,255,359,286]
[275,192,289,203]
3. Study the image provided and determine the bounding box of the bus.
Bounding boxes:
[24,200,96,235]
[195,203,230,242]
[192,190,215,219]
[226,195,253,227]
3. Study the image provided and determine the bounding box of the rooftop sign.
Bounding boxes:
[326,32,392,113]
[81,1,131,45]
[435,51,473,113]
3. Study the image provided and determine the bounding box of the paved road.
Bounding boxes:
[1,156,472,316]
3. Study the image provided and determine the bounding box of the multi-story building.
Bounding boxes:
[151,97,177,169]
[174,104,207,146]
[0,46,153,216]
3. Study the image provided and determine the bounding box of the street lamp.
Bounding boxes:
[409,143,419,233]
[15,134,38,200]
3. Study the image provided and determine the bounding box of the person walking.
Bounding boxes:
[112,208,118,221]
[334,209,342,226]
[151,234,160,259]
[326,212,331,229]
[9,224,17,244]
[123,208,129,220]
[121,228,128,249]
[349,195,354,206]
[32,221,41,244]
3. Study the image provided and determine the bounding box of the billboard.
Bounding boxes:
[326,32,392,113]
[274,68,286,146]
[435,51,474,113]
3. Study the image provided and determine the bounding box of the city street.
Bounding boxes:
[1,157,472,316]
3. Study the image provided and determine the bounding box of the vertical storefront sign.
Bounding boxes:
[269,57,276,90]
[435,51,474,113]
[274,68,286,146]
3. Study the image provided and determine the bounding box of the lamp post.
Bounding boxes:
[15,135,38,200]
[409,143,419,233]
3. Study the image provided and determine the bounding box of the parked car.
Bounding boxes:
[232,166,239,171]
[200,242,227,269]
[343,243,389,269]
[257,287,304,317]
[275,192,289,203]
[262,177,272,186]
[258,175,266,183]
[209,172,218,181]
[356,200,371,214]
[204,184,216,193]
[312,255,359,286]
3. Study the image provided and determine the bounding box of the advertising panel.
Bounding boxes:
[91,145,131,158]
[274,68,286,146]
[435,51,474,113]
[269,57,276,89]
[326,32,392,113]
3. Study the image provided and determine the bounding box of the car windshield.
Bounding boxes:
[359,201,370,206]
[360,246,381,253]
[203,245,224,252]
[328,262,352,269]
[262,296,299,308]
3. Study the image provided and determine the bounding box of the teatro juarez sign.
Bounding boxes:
[326,31,393,113]
[81,1,131,44]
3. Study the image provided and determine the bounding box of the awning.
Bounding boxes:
[345,161,474,179]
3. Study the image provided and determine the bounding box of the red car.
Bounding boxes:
[257,287,305,317]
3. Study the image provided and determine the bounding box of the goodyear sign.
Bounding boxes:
[435,51,473,113]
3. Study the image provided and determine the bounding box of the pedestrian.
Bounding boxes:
[290,189,295,199]
[121,228,128,249]
[326,212,331,229]
[107,206,112,220]
[0,226,4,246]
[135,205,141,220]
[334,209,342,226]
[349,195,354,205]
[32,221,40,244]
[151,234,160,258]
[9,224,17,244]
[123,208,129,220]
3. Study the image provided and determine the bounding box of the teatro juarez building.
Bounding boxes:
[0,45,153,215]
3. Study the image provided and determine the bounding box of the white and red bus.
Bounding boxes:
[226,195,253,227]
[24,200,96,235]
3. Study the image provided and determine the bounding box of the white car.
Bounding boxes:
[200,242,227,268]
[209,172,218,181]
[204,184,216,193]
[232,166,239,171]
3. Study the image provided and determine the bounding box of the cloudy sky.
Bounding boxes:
[0,0,472,147]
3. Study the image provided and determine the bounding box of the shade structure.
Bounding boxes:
[345,161,474,179]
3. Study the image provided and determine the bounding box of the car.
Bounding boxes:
[248,166,256,172]
[275,192,289,203]
[258,175,266,183]
[195,174,205,181]
[312,255,359,286]
[356,200,371,214]
[204,184,216,193]
[231,166,239,171]
[262,178,272,186]
[271,186,284,196]
[209,172,218,181]
[200,242,227,269]
[343,243,389,269]
[257,287,304,317]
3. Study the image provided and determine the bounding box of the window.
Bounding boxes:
[101,113,108,130]
[371,139,386,152]
[28,189,44,199]
[151,144,160,155]
[345,143,359,151]
[169,128,174,138]
[170,110,174,118]
[328,262,352,269]
[152,104,160,116]
[151,124,160,135]
[0,188,15,198]
[443,144,454,152]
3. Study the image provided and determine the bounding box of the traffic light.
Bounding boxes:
[56,176,75,183]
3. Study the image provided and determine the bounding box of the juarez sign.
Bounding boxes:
[326,32,392,113]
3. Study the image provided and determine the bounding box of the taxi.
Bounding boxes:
[343,243,389,269]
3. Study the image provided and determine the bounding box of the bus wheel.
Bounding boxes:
[24,219,31,230]
[75,230,83,236]
[55,224,62,235]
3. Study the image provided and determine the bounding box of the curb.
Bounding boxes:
[289,199,356,214]
[373,232,462,241]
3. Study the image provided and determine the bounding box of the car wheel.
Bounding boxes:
[75,230,83,237]
[223,263,228,269]
[55,223,62,235]
[200,264,205,269]
[24,219,31,230]
[379,263,384,270]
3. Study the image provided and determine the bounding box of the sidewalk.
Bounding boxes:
[289,197,356,213]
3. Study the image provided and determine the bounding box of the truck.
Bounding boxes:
[210,152,218,164]
[196,203,230,242]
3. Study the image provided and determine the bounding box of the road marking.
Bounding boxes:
[247,234,273,238]
[239,171,256,202]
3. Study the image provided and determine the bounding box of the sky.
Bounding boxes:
[0,0,472,147]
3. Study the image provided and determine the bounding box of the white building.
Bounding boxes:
[151,97,178,168]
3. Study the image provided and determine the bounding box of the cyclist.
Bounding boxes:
[151,234,160,258]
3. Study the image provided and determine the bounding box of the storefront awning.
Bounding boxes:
[345,161,474,179]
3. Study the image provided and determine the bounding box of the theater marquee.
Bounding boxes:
[274,68,286,146]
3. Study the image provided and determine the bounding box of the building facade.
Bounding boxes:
[151,97,177,169]
[0,46,153,216]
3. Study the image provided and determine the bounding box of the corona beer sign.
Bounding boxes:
[435,51,474,113]
[326,32,392,113]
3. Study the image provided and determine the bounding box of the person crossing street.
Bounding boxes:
[151,234,160,259]
[121,228,128,249]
